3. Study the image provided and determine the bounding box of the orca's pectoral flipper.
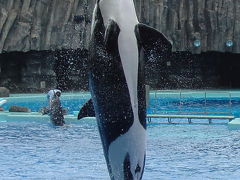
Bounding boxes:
[135,23,172,62]
[104,20,120,52]
[77,99,95,120]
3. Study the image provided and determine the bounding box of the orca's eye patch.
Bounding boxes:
[56,92,61,97]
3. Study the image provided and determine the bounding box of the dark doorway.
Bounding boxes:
[145,51,240,89]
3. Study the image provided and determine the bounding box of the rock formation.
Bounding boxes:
[0,0,239,54]
[136,0,240,53]
[0,0,95,52]
[9,105,31,112]
[0,87,9,97]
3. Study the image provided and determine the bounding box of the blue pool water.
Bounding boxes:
[1,91,240,179]
[2,92,92,115]
[2,91,240,117]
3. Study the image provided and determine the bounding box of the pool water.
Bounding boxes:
[1,119,240,179]
[147,124,240,180]
[1,91,240,179]
[1,92,92,114]
[0,119,108,179]
[2,91,240,117]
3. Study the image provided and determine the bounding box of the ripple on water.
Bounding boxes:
[1,121,240,179]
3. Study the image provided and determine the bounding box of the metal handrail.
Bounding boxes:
[152,110,233,115]
[152,90,238,94]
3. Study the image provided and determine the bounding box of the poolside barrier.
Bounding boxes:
[146,114,235,124]
[148,90,236,124]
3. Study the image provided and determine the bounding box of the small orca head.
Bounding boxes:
[47,89,65,126]
[47,89,61,108]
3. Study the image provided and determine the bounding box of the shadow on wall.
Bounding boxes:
[53,49,88,91]
[145,51,240,89]
[0,50,240,93]
[0,50,89,93]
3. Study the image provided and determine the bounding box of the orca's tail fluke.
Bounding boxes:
[78,99,95,119]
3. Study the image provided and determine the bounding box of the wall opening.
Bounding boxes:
[145,51,240,89]
[0,50,240,93]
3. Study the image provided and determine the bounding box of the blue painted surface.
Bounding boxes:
[2,91,240,117]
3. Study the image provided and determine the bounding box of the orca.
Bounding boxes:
[77,99,95,120]
[44,89,65,126]
[85,0,172,179]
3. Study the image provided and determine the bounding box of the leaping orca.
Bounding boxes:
[83,0,172,179]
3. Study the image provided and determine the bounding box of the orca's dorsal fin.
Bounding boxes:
[135,23,172,62]
[78,98,95,120]
[104,20,120,52]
